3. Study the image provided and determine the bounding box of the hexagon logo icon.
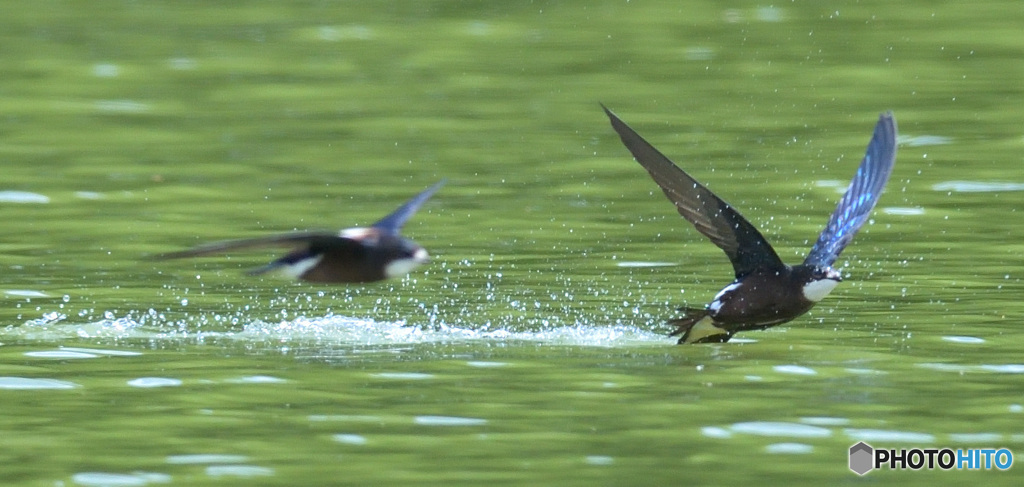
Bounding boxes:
[849,441,874,475]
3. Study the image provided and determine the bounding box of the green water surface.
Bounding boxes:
[2,1,1022,486]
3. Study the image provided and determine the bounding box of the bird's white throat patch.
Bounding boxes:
[802,278,840,302]
[384,247,429,278]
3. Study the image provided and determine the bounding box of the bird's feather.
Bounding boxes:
[372,179,446,233]
[803,112,897,267]
[602,105,784,278]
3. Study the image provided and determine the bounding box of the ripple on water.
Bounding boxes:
[800,417,851,426]
[765,443,814,454]
[24,347,142,359]
[899,134,952,147]
[165,454,248,465]
[700,426,733,439]
[308,414,382,423]
[882,207,925,216]
[95,100,150,113]
[773,365,817,376]
[205,466,274,478]
[0,190,50,203]
[730,422,832,438]
[843,428,935,443]
[918,363,1024,374]
[223,375,287,384]
[414,416,488,426]
[4,289,50,298]
[72,472,171,486]
[979,364,1024,374]
[942,336,986,344]
[916,363,970,373]
[127,378,183,388]
[615,261,677,268]
[845,368,887,375]
[63,347,143,356]
[332,434,368,445]
[584,455,615,465]
[932,181,1024,192]
[466,361,510,368]
[24,350,99,359]
[372,372,434,380]
[0,377,80,390]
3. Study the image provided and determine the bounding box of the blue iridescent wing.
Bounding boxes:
[603,105,785,278]
[372,179,446,233]
[803,113,897,267]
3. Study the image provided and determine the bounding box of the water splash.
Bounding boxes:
[4,311,670,348]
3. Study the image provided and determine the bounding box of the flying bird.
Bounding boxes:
[155,180,445,283]
[602,106,897,344]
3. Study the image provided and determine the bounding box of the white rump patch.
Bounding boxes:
[384,247,429,278]
[683,316,729,344]
[279,255,324,279]
[711,282,742,302]
[802,279,839,302]
[709,282,742,313]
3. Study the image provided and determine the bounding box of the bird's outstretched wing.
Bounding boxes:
[803,112,897,267]
[372,179,446,233]
[152,232,343,259]
[602,105,784,278]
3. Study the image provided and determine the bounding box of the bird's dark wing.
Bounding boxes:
[371,179,446,233]
[602,105,784,278]
[151,232,343,259]
[803,112,897,267]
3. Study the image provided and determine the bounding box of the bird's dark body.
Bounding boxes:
[669,267,824,343]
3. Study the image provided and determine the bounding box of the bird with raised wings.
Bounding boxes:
[156,180,444,283]
[603,106,897,344]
